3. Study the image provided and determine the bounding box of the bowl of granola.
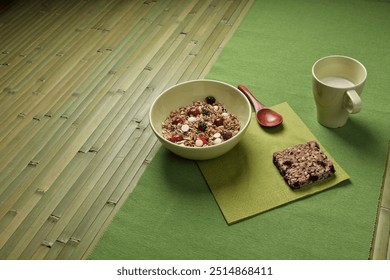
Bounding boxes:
[149,79,252,160]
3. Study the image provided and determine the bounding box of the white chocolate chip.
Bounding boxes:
[213,132,221,138]
[188,117,196,122]
[181,124,189,132]
[214,138,222,144]
[195,139,204,147]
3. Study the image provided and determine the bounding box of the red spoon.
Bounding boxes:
[238,84,283,127]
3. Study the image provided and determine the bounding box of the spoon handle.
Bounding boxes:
[237,84,266,111]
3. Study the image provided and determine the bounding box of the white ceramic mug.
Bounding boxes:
[312,55,367,128]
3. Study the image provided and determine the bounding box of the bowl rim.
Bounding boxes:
[148,79,252,151]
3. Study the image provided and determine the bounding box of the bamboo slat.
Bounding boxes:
[370,141,390,260]
[0,2,72,70]
[1,1,119,146]
[0,1,89,103]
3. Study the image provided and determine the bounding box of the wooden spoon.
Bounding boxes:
[238,84,283,127]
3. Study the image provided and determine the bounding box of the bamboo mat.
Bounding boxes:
[1,0,388,261]
[370,141,390,260]
[0,0,253,259]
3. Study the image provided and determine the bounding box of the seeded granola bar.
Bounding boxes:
[272,141,336,189]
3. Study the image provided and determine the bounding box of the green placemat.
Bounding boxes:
[89,0,390,260]
[198,102,349,224]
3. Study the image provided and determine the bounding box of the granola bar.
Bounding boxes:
[272,141,336,189]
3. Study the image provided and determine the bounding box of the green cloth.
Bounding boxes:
[198,103,349,224]
[89,0,390,259]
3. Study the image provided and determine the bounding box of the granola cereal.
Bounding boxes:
[161,96,240,147]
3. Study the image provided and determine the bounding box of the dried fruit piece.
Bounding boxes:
[169,134,183,142]
[221,131,233,140]
[198,122,207,132]
[202,108,211,116]
[188,107,201,116]
[172,117,184,125]
[205,96,216,104]
[214,117,224,126]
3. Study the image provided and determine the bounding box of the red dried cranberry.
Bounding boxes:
[221,131,233,140]
[213,117,224,126]
[188,107,201,116]
[172,117,184,125]
[169,134,183,142]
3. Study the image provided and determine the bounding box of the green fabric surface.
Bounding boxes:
[198,102,349,224]
[89,0,390,259]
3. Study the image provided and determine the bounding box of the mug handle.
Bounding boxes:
[344,90,361,114]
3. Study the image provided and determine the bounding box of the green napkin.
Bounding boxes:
[198,102,349,224]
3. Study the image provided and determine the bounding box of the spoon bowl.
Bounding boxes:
[238,84,283,127]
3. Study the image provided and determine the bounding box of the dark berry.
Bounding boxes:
[213,117,224,126]
[221,131,233,140]
[205,96,216,104]
[198,122,207,132]
[201,108,210,116]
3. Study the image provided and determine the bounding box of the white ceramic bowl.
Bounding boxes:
[149,79,252,160]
